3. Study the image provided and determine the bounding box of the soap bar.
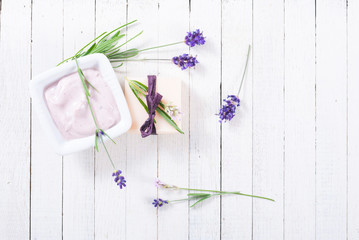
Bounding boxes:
[124,76,182,134]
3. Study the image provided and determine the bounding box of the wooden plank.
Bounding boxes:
[315,0,347,239]
[94,1,127,239]
[189,0,221,239]
[348,0,359,238]
[252,0,284,238]
[62,0,96,239]
[221,0,253,239]
[0,0,31,239]
[284,1,316,239]
[285,0,317,237]
[126,1,158,239]
[156,1,189,239]
[30,0,63,239]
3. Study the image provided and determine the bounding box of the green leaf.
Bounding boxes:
[190,196,212,208]
[156,107,184,134]
[73,31,106,57]
[111,30,122,39]
[94,34,125,54]
[75,60,90,97]
[75,59,99,93]
[58,20,139,66]
[107,31,144,57]
[113,63,124,68]
[102,130,116,144]
[109,48,139,59]
[100,20,137,41]
[85,79,98,92]
[132,80,148,92]
[187,193,211,198]
[128,80,147,95]
[129,84,148,113]
[84,42,97,55]
[128,83,159,124]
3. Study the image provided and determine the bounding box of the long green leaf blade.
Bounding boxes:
[156,107,184,134]
[129,84,148,113]
[132,80,148,92]
[190,196,212,208]
[187,193,211,198]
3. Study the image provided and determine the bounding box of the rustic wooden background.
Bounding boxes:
[0,0,358,239]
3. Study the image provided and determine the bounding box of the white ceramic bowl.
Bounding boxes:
[29,53,132,155]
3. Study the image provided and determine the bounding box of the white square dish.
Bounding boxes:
[29,53,132,155]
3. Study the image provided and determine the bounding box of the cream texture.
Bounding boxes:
[44,69,121,140]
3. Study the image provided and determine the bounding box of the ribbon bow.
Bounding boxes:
[140,75,162,138]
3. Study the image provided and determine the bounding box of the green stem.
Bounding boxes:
[99,135,116,170]
[128,80,147,96]
[169,198,193,203]
[75,59,118,172]
[110,58,171,62]
[86,97,100,129]
[178,187,274,202]
[234,192,274,202]
[169,192,273,205]
[138,41,184,52]
[169,195,208,203]
[57,56,74,66]
[178,187,226,193]
[75,59,99,129]
[237,44,251,97]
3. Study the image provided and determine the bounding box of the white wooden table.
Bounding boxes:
[1,0,358,239]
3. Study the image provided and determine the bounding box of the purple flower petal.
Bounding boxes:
[217,95,240,123]
[185,29,206,47]
[172,54,198,70]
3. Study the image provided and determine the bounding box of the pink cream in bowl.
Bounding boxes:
[44,68,121,140]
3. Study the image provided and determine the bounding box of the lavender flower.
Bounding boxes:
[217,95,240,123]
[151,175,274,210]
[164,103,183,121]
[172,54,198,70]
[185,29,206,47]
[152,198,169,208]
[154,179,166,188]
[154,178,176,189]
[216,45,251,124]
[113,170,126,189]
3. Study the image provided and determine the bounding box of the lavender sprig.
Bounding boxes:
[164,103,183,121]
[152,178,274,208]
[152,198,169,207]
[172,54,198,70]
[58,23,206,71]
[113,170,126,189]
[136,29,206,53]
[218,95,240,123]
[89,26,205,71]
[185,29,206,47]
[217,45,251,123]
[75,59,126,189]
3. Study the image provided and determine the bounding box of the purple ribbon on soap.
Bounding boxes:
[140,75,163,138]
